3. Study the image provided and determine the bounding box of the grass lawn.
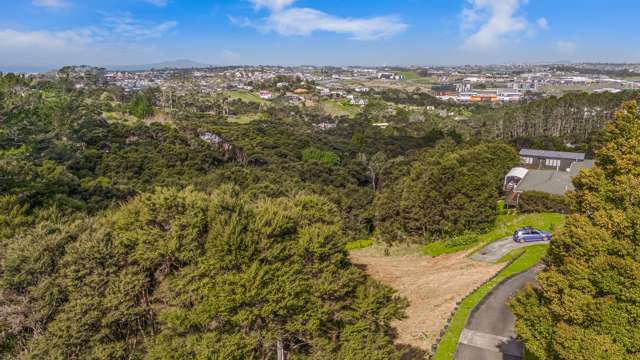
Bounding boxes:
[227,114,261,124]
[399,71,420,80]
[320,99,361,118]
[226,90,268,104]
[496,247,527,263]
[432,244,549,360]
[102,111,140,125]
[422,212,564,257]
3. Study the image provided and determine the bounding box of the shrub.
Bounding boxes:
[496,200,508,215]
[517,191,569,214]
[301,147,340,166]
[446,232,480,248]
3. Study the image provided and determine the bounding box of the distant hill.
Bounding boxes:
[105,59,211,71]
[0,59,212,73]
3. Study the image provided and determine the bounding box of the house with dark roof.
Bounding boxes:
[519,148,586,171]
[504,149,594,206]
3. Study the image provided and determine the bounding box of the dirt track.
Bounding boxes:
[350,247,503,352]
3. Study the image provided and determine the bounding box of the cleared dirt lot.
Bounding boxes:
[349,246,503,353]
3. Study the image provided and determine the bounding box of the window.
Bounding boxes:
[521,156,533,164]
[545,158,561,167]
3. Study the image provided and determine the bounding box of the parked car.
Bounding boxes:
[513,227,552,243]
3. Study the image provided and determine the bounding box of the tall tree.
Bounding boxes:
[0,186,407,359]
[511,101,640,359]
[373,141,518,244]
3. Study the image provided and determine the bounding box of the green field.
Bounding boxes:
[226,90,268,104]
[102,111,140,125]
[422,212,564,257]
[432,244,549,360]
[320,99,361,118]
[399,71,420,80]
[227,114,262,124]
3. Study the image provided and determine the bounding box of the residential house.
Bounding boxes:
[350,97,369,106]
[286,94,304,105]
[258,90,274,100]
[378,72,405,80]
[504,149,593,206]
[518,149,586,171]
[316,86,331,96]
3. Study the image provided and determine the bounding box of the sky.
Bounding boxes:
[1,0,639,68]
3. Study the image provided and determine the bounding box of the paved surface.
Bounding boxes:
[471,237,549,263]
[455,265,543,360]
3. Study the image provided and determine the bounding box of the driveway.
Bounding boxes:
[455,265,543,360]
[470,237,549,263]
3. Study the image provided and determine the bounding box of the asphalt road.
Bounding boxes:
[455,265,543,360]
[471,237,549,263]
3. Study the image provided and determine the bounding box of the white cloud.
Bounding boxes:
[0,15,177,66]
[536,17,548,30]
[144,0,168,6]
[556,40,576,54]
[461,0,529,49]
[236,1,407,40]
[32,0,70,9]
[103,14,177,40]
[251,0,297,11]
[0,29,92,49]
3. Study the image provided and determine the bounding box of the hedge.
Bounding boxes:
[517,191,569,214]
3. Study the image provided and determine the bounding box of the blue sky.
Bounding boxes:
[1,0,639,67]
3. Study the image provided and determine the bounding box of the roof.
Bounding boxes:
[505,167,528,179]
[568,160,595,177]
[519,148,585,161]
[515,170,574,195]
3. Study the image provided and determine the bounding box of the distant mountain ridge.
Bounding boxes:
[105,59,211,71]
[0,59,212,73]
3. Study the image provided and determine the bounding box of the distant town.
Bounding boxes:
[18,62,640,109]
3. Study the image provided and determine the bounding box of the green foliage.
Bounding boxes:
[422,233,480,256]
[511,101,640,359]
[345,239,374,251]
[374,141,519,245]
[2,72,636,359]
[517,191,569,214]
[0,195,31,242]
[126,91,155,119]
[467,91,640,142]
[496,199,508,215]
[433,244,549,360]
[0,187,407,359]
[301,146,340,166]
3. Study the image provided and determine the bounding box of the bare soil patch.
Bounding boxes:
[349,246,503,353]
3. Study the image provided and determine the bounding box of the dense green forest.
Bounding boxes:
[0,186,408,358]
[511,101,640,359]
[1,71,638,359]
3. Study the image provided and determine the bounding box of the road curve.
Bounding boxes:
[455,264,543,360]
